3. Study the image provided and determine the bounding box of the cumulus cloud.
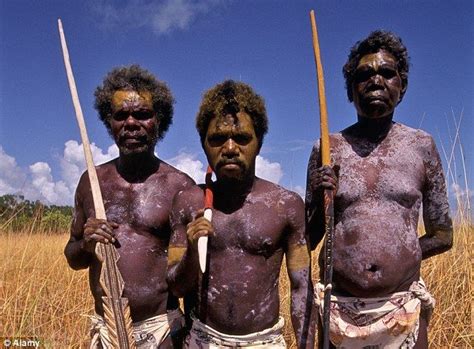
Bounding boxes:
[29,162,72,206]
[451,183,472,198]
[0,142,286,206]
[451,183,473,208]
[256,155,283,184]
[166,152,284,185]
[92,0,225,35]
[0,142,118,206]
[60,140,118,195]
[292,185,305,199]
[166,152,206,184]
[0,146,28,195]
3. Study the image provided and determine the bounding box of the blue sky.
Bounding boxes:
[0,0,472,210]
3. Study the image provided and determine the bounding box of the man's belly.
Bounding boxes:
[89,247,173,322]
[323,211,422,297]
[202,254,281,334]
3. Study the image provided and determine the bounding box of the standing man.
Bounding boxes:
[65,65,194,348]
[167,80,315,348]
[306,31,453,348]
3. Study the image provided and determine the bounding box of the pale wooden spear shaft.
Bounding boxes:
[198,166,213,273]
[57,19,135,349]
[310,10,335,349]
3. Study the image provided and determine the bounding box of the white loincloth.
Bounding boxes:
[185,316,287,348]
[314,279,435,349]
[90,309,185,349]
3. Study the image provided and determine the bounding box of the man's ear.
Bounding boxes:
[398,82,408,105]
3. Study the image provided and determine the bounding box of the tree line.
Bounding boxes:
[0,194,72,232]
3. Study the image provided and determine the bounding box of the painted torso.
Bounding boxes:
[330,123,426,296]
[74,159,192,321]
[178,179,303,334]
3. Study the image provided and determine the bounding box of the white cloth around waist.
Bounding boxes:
[89,308,184,349]
[185,316,287,348]
[314,279,435,349]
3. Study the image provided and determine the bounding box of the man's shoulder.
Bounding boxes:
[96,158,118,173]
[155,160,196,185]
[172,183,204,206]
[254,178,303,205]
[78,158,117,184]
[393,122,430,136]
[310,131,346,149]
[392,122,434,146]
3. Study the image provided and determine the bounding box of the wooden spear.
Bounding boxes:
[309,10,335,349]
[58,19,135,349]
[198,165,213,273]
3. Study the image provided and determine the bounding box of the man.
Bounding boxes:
[306,31,453,348]
[64,65,194,348]
[167,80,315,348]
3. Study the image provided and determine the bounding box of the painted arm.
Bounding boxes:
[64,182,93,270]
[167,189,213,297]
[419,136,453,259]
[286,194,316,349]
[305,141,338,250]
[64,173,117,270]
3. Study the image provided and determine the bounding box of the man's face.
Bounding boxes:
[352,50,405,119]
[204,112,259,183]
[109,90,159,155]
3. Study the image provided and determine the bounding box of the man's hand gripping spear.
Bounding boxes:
[58,19,135,349]
[310,10,335,349]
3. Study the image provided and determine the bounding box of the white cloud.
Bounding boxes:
[60,140,118,195]
[166,153,284,185]
[29,162,72,206]
[0,141,118,206]
[92,0,225,35]
[0,146,27,195]
[451,183,472,198]
[451,183,473,209]
[256,155,283,184]
[0,143,286,206]
[166,152,206,184]
[292,185,305,199]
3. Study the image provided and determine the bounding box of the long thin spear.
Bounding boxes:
[310,10,334,349]
[58,18,135,349]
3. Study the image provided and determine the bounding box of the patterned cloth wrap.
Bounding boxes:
[89,308,185,349]
[185,316,287,348]
[315,279,435,349]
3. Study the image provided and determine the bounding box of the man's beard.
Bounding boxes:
[116,133,158,156]
[215,159,251,185]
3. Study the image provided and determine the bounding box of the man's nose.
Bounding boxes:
[222,139,238,157]
[124,114,139,128]
[370,74,384,86]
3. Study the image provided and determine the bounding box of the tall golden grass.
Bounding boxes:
[0,231,93,348]
[0,218,471,348]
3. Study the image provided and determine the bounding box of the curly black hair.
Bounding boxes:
[196,80,268,148]
[343,30,410,103]
[94,64,174,140]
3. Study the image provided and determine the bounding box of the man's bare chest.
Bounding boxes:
[334,142,425,209]
[209,206,287,257]
[87,182,173,233]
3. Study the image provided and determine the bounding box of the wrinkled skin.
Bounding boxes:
[64,90,194,348]
[167,112,316,348]
[306,51,453,349]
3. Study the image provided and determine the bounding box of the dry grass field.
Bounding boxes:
[1,218,471,348]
